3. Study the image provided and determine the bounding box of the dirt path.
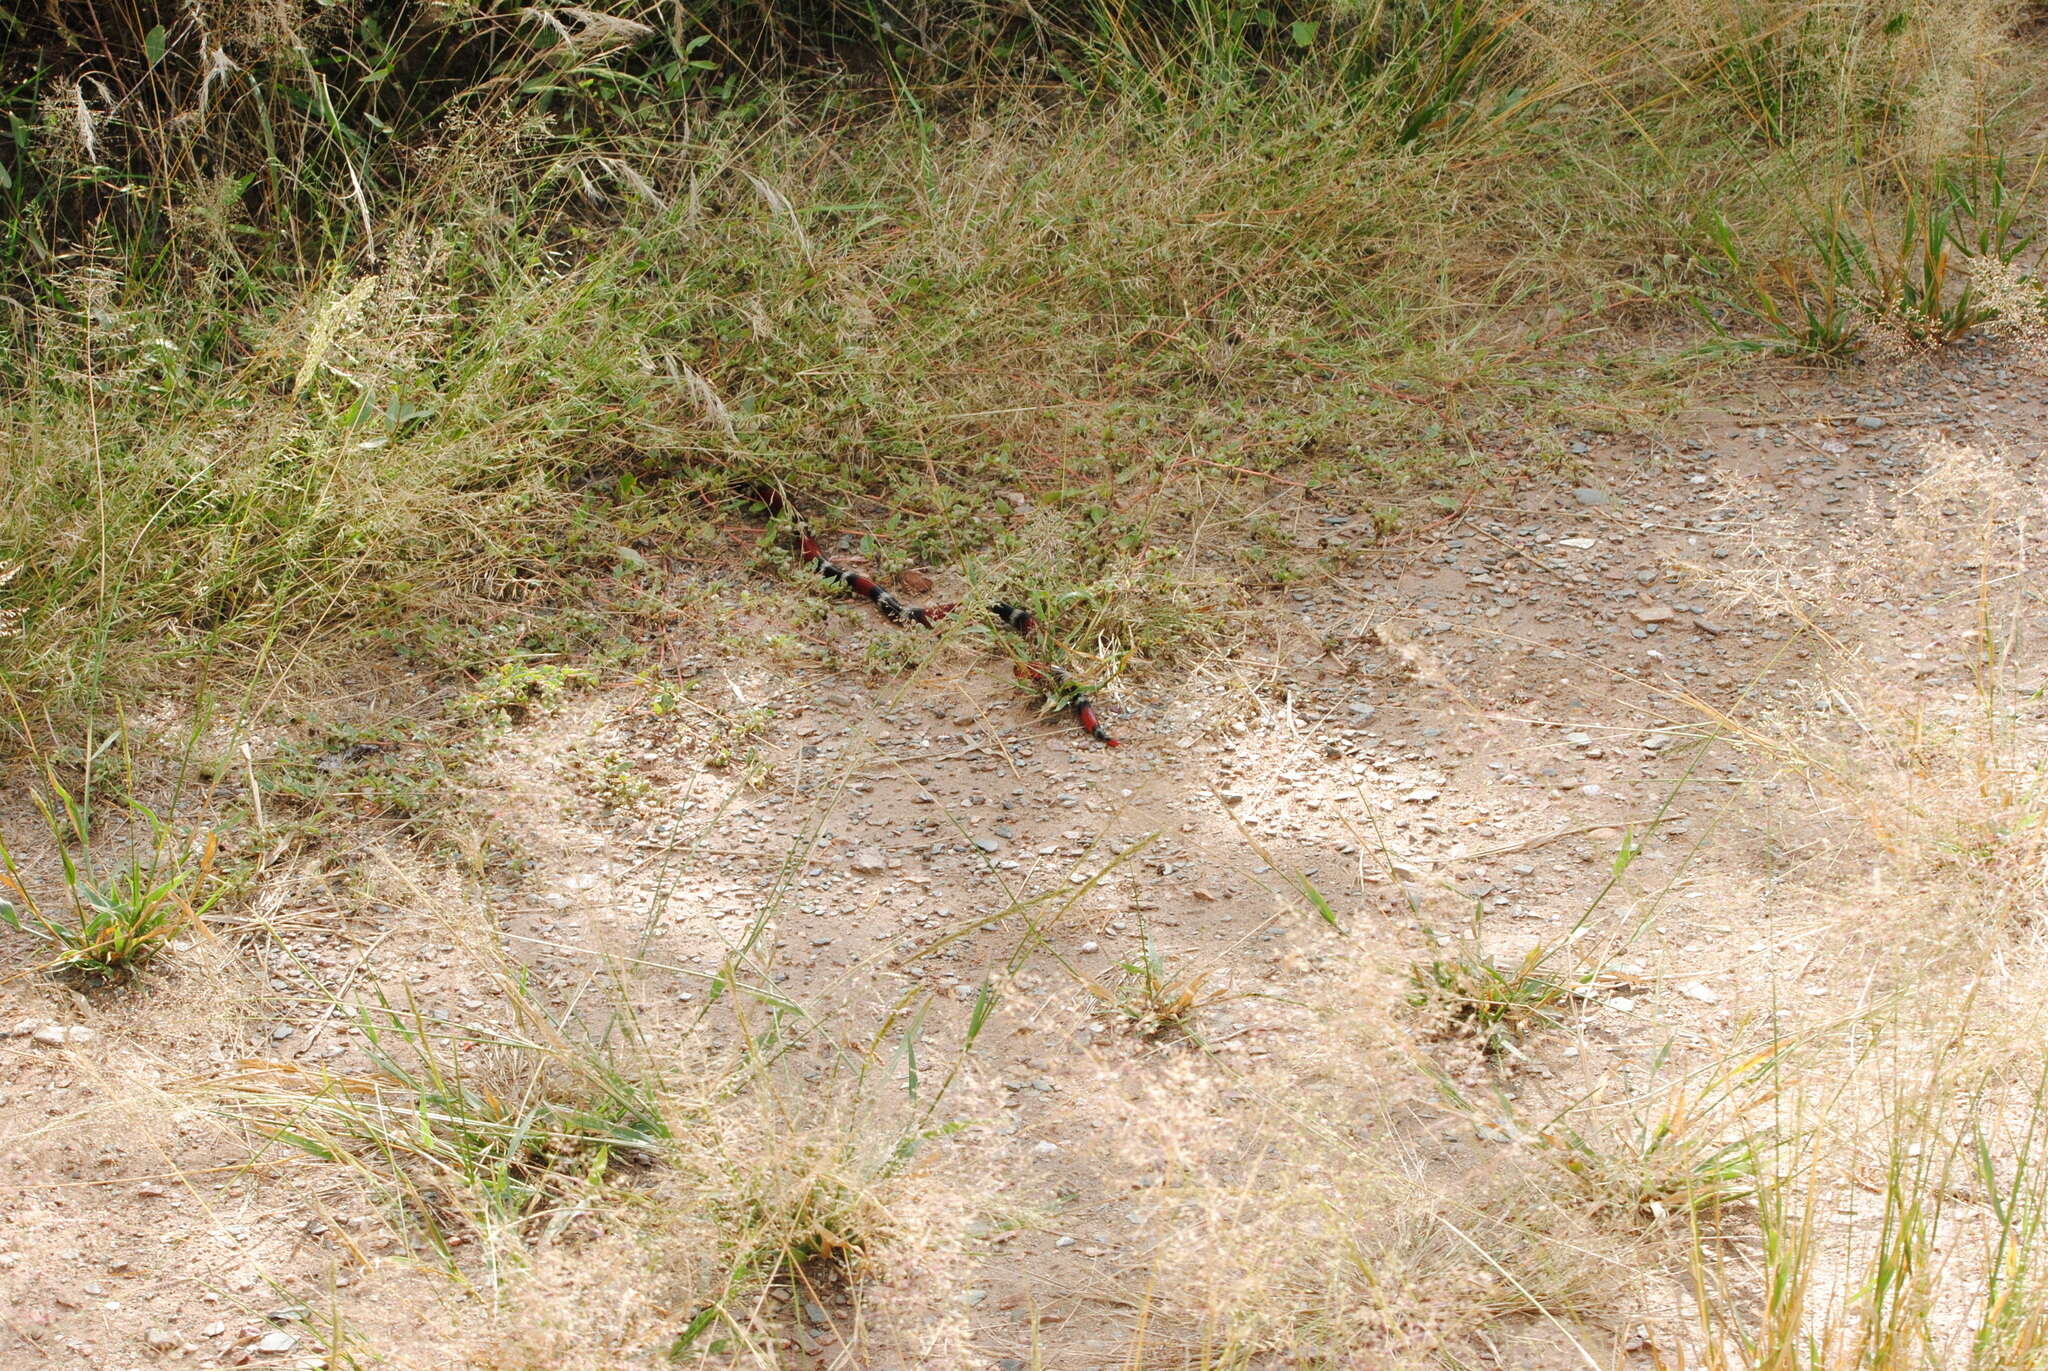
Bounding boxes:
[5,337,2045,1368]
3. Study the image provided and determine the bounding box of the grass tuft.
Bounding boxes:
[0,765,222,981]
[222,986,668,1266]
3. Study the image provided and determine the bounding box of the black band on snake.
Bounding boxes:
[745,484,1118,747]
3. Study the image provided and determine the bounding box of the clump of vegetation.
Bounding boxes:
[0,774,221,981]
[1078,927,1247,1041]
[1409,936,1581,1056]
[1535,1046,1781,1222]
[452,661,596,724]
[225,989,669,1260]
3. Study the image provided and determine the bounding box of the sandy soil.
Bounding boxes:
[4,336,2045,1369]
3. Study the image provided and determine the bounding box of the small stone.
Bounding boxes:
[1856,415,1886,429]
[1079,940,1099,954]
[972,836,1001,854]
[1032,1141,1059,1157]
[1557,536,1598,549]
[1609,996,1636,1014]
[271,1025,295,1042]
[1692,617,1725,635]
[1348,702,1377,719]
[1402,788,1439,804]
[848,848,888,874]
[1566,731,1592,747]
[31,1025,65,1046]
[255,1331,298,1354]
[1573,487,1609,506]
[1631,605,1676,624]
[1678,981,1720,1004]
[145,1329,177,1351]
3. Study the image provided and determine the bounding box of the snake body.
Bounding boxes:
[749,485,1117,746]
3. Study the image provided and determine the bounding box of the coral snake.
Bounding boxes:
[744,484,1118,747]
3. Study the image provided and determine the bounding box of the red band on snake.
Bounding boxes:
[747,484,1117,747]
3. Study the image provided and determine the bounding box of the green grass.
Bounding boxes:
[6,1,2044,739]
[0,765,223,980]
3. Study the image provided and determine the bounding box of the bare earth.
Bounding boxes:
[5,337,2046,1368]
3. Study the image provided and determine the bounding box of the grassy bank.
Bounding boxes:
[4,0,2042,728]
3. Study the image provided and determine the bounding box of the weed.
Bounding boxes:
[0,775,221,981]
[259,728,485,858]
[573,748,654,813]
[1700,153,2042,357]
[712,1133,893,1282]
[704,705,775,773]
[1537,1044,1783,1222]
[452,661,595,725]
[1408,935,1580,1057]
[223,986,667,1264]
[1077,923,1244,1041]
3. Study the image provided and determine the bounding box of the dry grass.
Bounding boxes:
[9,0,2047,731]
[1656,437,2048,1367]
[9,4,2048,1368]
[4,430,2043,1367]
